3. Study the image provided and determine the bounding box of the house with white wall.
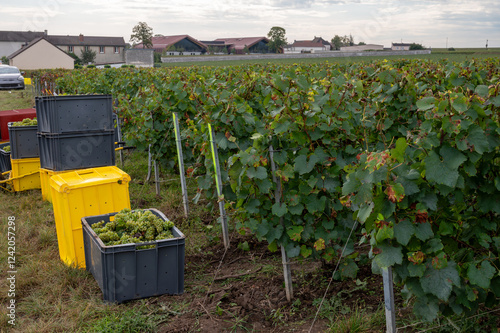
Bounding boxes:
[340,44,384,51]
[391,43,412,51]
[46,34,126,65]
[285,37,332,53]
[8,37,74,69]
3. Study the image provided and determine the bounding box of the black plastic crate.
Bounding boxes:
[8,123,39,159]
[0,142,11,172]
[81,209,185,303]
[38,130,115,171]
[35,95,113,134]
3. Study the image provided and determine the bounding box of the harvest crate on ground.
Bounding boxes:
[8,123,39,159]
[0,142,11,172]
[39,168,67,203]
[50,166,131,268]
[10,157,41,191]
[82,209,185,303]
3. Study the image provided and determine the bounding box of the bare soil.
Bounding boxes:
[153,233,388,333]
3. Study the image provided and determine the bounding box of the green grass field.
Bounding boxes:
[0,89,35,111]
[159,48,500,67]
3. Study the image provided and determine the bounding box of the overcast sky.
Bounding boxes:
[1,0,499,48]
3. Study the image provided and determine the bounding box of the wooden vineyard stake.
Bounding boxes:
[269,145,293,302]
[173,113,189,217]
[146,144,152,182]
[154,160,160,195]
[208,123,230,249]
[382,267,396,333]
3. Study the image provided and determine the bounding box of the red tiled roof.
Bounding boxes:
[134,35,207,50]
[214,37,269,50]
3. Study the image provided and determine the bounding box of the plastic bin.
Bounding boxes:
[50,166,131,268]
[39,168,69,203]
[0,142,12,173]
[35,95,113,133]
[10,157,41,192]
[82,209,185,303]
[8,123,39,159]
[38,130,115,171]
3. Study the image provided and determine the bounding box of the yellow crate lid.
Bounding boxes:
[50,166,131,193]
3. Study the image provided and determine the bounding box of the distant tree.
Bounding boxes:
[1,56,9,64]
[67,52,81,65]
[409,43,425,50]
[154,34,164,37]
[331,35,342,50]
[80,48,96,64]
[341,34,354,46]
[331,34,355,50]
[243,45,250,54]
[130,22,153,48]
[358,41,366,46]
[267,26,287,53]
[154,52,162,63]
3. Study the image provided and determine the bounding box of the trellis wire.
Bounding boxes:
[397,307,500,333]
[308,220,359,333]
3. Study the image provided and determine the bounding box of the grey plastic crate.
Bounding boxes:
[38,130,115,171]
[35,95,113,133]
[81,209,185,303]
[0,142,11,172]
[8,123,39,159]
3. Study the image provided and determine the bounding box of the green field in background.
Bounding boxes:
[159,48,500,67]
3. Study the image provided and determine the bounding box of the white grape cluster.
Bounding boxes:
[92,208,174,246]
[12,118,37,126]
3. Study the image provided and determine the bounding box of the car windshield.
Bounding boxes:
[0,67,20,74]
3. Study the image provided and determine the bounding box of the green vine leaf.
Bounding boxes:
[294,154,320,175]
[394,219,415,246]
[467,260,495,289]
[424,151,459,188]
[421,261,460,301]
[272,202,287,217]
[416,96,435,111]
[415,222,434,241]
[374,244,403,268]
[287,226,304,242]
[413,296,439,322]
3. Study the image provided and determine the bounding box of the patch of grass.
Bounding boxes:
[78,305,160,333]
[0,89,35,111]
[404,309,500,333]
[326,305,385,333]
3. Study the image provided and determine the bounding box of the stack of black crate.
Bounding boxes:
[36,95,116,172]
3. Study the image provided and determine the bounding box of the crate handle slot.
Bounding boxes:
[135,241,157,250]
[76,171,94,175]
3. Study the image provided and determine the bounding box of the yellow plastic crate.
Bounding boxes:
[40,168,69,203]
[50,166,131,268]
[11,157,41,192]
